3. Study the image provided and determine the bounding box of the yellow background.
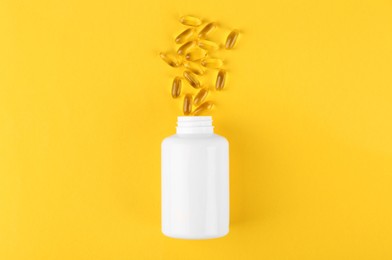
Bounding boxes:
[1,0,392,259]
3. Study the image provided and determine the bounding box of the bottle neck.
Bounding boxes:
[176,116,214,134]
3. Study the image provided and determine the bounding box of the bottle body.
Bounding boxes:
[161,116,229,239]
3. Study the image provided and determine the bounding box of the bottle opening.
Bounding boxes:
[176,116,214,134]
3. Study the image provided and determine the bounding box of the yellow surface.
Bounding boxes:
[1,0,392,259]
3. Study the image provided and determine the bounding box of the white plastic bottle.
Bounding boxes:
[161,116,229,239]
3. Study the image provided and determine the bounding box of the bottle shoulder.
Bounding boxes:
[162,133,228,147]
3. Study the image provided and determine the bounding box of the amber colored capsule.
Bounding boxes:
[194,88,209,106]
[177,41,195,55]
[225,30,240,49]
[160,52,180,67]
[180,15,202,27]
[171,77,182,98]
[198,39,219,51]
[175,28,195,44]
[183,94,193,115]
[215,70,226,91]
[201,58,223,69]
[184,62,204,75]
[198,22,216,38]
[193,101,214,115]
[185,48,206,61]
[183,70,200,88]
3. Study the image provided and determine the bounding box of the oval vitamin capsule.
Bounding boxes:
[198,39,219,51]
[193,101,214,115]
[180,15,202,27]
[201,58,223,69]
[185,48,206,61]
[175,28,195,44]
[215,70,226,90]
[171,77,182,98]
[184,62,204,75]
[198,22,216,38]
[225,30,239,49]
[183,70,201,88]
[160,52,181,67]
[177,41,195,55]
[194,88,209,106]
[183,94,193,115]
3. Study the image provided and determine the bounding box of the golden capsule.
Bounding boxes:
[185,48,206,61]
[201,58,223,69]
[198,22,216,38]
[194,88,209,106]
[193,101,214,115]
[184,62,205,75]
[171,77,182,98]
[215,70,226,91]
[179,15,202,27]
[160,52,180,67]
[183,94,193,115]
[183,70,200,88]
[225,30,240,49]
[177,41,195,55]
[175,28,195,44]
[198,39,219,51]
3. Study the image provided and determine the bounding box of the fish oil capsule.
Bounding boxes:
[183,94,193,115]
[179,15,202,27]
[193,101,214,115]
[198,39,219,51]
[184,62,204,75]
[171,77,182,98]
[194,88,209,106]
[175,28,195,44]
[201,58,223,69]
[198,22,216,38]
[185,48,206,61]
[225,30,240,49]
[160,52,181,67]
[177,41,195,55]
[215,70,226,91]
[183,70,200,88]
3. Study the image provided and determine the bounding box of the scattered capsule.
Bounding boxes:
[171,77,182,98]
[185,48,206,61]
[160,52,181,67]
[225,30,240,49]
[193,101,214,115]
[180,15,202,27]
[183,70,201,88]
[198,22,216,38]
[198,39,219,51]
[201,58,223,69]
[175,28,195,44]
[215,70,226,91]
[183,94,193,115]
[184,62,205,75]
[194,88,209,106]
[177,41,195,55]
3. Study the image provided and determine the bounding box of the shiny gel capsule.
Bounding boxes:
[175,28,195,44]
[215,70,226,90]
[194,88,209,106]
[225,30,239,49]
[193,101,214,115]
[160,52,181,67]
[198,22,216,38]
[183,70,201,89]
[201,58,223,69]
[180,15,202,27]
[183,94,193,115]
[172,77,182,98]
